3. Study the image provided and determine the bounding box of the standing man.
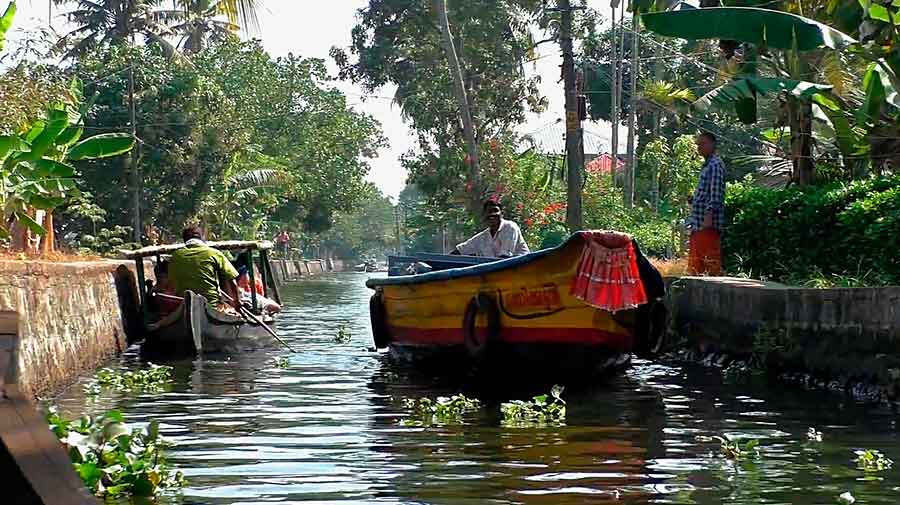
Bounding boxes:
[452,200,530,258]
[169,226,241,310]
[689,132,726,275]
[275,229,291,258]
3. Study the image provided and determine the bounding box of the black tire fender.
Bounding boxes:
[462,293,501,361]
[370,292,391,349]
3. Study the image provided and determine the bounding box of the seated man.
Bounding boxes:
[452,200,530,258]
[168,226,241,311]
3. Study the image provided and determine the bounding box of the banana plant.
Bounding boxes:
[0,1,15,51]
[634,4,869,184]
[1,79,134,245]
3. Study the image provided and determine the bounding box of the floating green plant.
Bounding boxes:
[401,394,481,426]
[500,385,566,428]
[272,357,290,369]
[84,364,173,396]
[47,408,185,499]
[712,435,761,461]
[335,323,352,343]
[855,449,893,472]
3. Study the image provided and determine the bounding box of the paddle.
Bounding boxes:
[220,290,298,353]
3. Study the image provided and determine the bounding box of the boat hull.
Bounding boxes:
[368,233,665,376]
[141,291,275,359]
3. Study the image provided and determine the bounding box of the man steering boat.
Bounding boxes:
[168,226,242,311]
[451,200,530,258]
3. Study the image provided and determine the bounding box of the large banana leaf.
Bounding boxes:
[694,76,833,124]
[68,133,134,161]
[642,7,856,51]
[857,61,900,124]
[0,2,15,51]
[29,109,70,159]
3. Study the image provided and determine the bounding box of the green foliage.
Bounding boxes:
[46,408,185,498]
[0,84,134,239]
[401,394,482,427]
[0,1,14,51]
[271,357,290,369]
[724,175,900,284]
[713,435,761,461]
[641,7,855,51]
[500,385,566,428]
[319,183,397,261]
[67,38,384,242]
[334,322,352,343]
[0,64,72,134]
[75,225,137,256]
[83,364,174,396]
[855,449,893,472]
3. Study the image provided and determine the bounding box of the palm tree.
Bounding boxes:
[157,0,261,54]
[53,0,172,59]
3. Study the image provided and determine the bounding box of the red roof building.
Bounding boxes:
[586,153,625,174]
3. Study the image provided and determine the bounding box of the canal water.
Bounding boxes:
[55,272,900,504]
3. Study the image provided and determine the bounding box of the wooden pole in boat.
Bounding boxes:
[219,290,297,353]
[246,248,258,313]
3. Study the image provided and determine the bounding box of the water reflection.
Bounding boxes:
[52,273,900,504]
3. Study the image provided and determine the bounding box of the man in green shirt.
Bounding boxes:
[169,226,241,310]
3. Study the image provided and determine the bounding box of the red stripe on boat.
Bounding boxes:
[388,326,631,347]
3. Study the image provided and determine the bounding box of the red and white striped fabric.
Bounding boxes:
[569,231,648,312]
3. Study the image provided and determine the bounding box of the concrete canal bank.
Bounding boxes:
[270,259,331,282]
[0,260,143,399]
[667,276,900,400]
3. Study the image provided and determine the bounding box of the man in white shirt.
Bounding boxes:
[452,200,530,258]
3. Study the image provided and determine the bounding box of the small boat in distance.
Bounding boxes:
[120,240,281,359]
[366,231,667,378]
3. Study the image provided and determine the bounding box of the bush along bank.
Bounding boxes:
[724,175,900,286]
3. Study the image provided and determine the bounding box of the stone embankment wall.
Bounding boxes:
[667,276,900,398]
[0,260,142,399]
[270,259,330,282]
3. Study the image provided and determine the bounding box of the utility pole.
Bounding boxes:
[125,32,141,243]
[624,12,639,208]
[433,0,481,210]
[609,0,618,187]
[612,4,626,186]
[554,0,585,231]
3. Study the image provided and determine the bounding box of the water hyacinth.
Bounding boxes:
[46,408,184,499]
[334,323,352,343]
[401,394,482,426]
[500,385,566,428]
[854,449,893,472]
[712,435,761,461]
[83,364,174,395]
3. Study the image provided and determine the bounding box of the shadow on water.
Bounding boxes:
[52,272,900,505]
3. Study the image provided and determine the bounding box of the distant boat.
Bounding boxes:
[120,240,281,359]
[366,231,667,378]
[355,259,378,272]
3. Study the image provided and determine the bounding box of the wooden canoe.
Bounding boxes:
[141,291,276,359]
[366,232,667,377]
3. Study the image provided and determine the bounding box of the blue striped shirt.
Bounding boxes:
[689,154,726,231]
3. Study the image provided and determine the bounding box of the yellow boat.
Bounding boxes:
[366,231,667,376]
